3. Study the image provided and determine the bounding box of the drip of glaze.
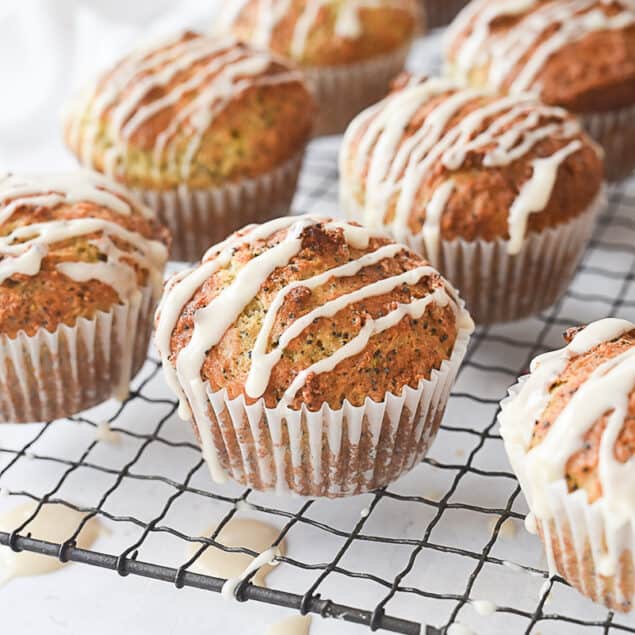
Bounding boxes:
[155,215,470,483]
[340,81,585,256]
[471,599,497,616]
[68,35,304,182]
[0,502,100,585]
[449,0,635,95]
[188,518,285,593]
[265,615,312,635]
[0,172,168,302]
[447,623,475,635]
[95,421,122,445]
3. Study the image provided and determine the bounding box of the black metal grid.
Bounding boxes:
[1,138,634,635]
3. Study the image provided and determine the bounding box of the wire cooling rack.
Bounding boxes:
[1,137,635,635]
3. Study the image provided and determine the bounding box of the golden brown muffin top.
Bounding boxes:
[217,0,419,66]
[445,0,635,113]
[65,31,315,190]
[155,215,473,413]
[0,171,170,339]
[340,74,604,256]
[500,318,635,516]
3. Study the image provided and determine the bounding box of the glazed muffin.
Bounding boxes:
[339,74,605,324]
[155,215,473,497]
[216,0,420,136]
[499,318,635,612]
[65,31,315,261]
[445,0,635,180]
[0,170,169,423]
[421,0,468,28]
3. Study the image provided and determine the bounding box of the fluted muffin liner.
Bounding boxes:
[394,190,605,324]
[422,0,468,28]
[500,378,634,612]
[306,45,411,138]
[134,151,305,262]
[192,325,472,498]
[580,106,635,182]
[0,286,154,423]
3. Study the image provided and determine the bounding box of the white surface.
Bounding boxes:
[1,3,635,635]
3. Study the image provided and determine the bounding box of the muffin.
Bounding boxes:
[0,169,170,423]
[155,215,473,497]
[216,0,420,136]
[339,74,605,324]
[444,0,635,180]
[65,31,315,261]
[422,0,468,28]
[499,318,635,612]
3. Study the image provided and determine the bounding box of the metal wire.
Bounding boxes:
[1,139,635,635]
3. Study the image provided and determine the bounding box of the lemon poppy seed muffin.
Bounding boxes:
[445,0,635,180]
[65,31,315,260]
[0,170,170,423]
[155,215,473,496]
[340,74,605,323]
[217,0,420,136]
[500,318,635,611]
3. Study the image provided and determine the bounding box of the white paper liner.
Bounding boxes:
[384,189,605,324]
[305,45,411,137]
[0,285,155,424]
[190,324,472,498]
[499,378,635,612]
[580,105,635,182]
[421,0,468,28]
[134,150,305,262]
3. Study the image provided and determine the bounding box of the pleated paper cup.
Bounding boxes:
[193,325,471,498]
[421,0,468,28]
[306,45,411,137]
[0,286,154,424]
[500,379,635,612]
[135,150,305,262]
[580,105,635,182]
[391,190,604,325]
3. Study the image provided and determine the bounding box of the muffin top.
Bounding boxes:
[216,0,419,67]
[339,75,604,258]
[155,215,473,418]
[65,31,315,190]
[0,170,169,339]
[445,0,635,113]
[500,318,635,524]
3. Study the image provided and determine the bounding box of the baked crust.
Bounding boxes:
[65,32,315,190]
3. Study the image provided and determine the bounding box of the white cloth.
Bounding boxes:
[0,0,222,170]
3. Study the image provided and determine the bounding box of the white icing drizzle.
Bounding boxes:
[265,615,312,635]
[67,34,304,181]
[471,599,497,616]
[340,79,585,257]
[448,0,635,95]
[155,215,471,483]
[221,547,281,600]
[0,171,167,300]
[500,319,635,569]
[218,0,414,60]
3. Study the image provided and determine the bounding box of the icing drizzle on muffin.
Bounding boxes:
[446,0,635,93]
[340,77,593,257]
[66,32,305,181]
[218,0,414,58]
[0,170,168,300]
[499,318,635,568]
[155,215,473,481]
